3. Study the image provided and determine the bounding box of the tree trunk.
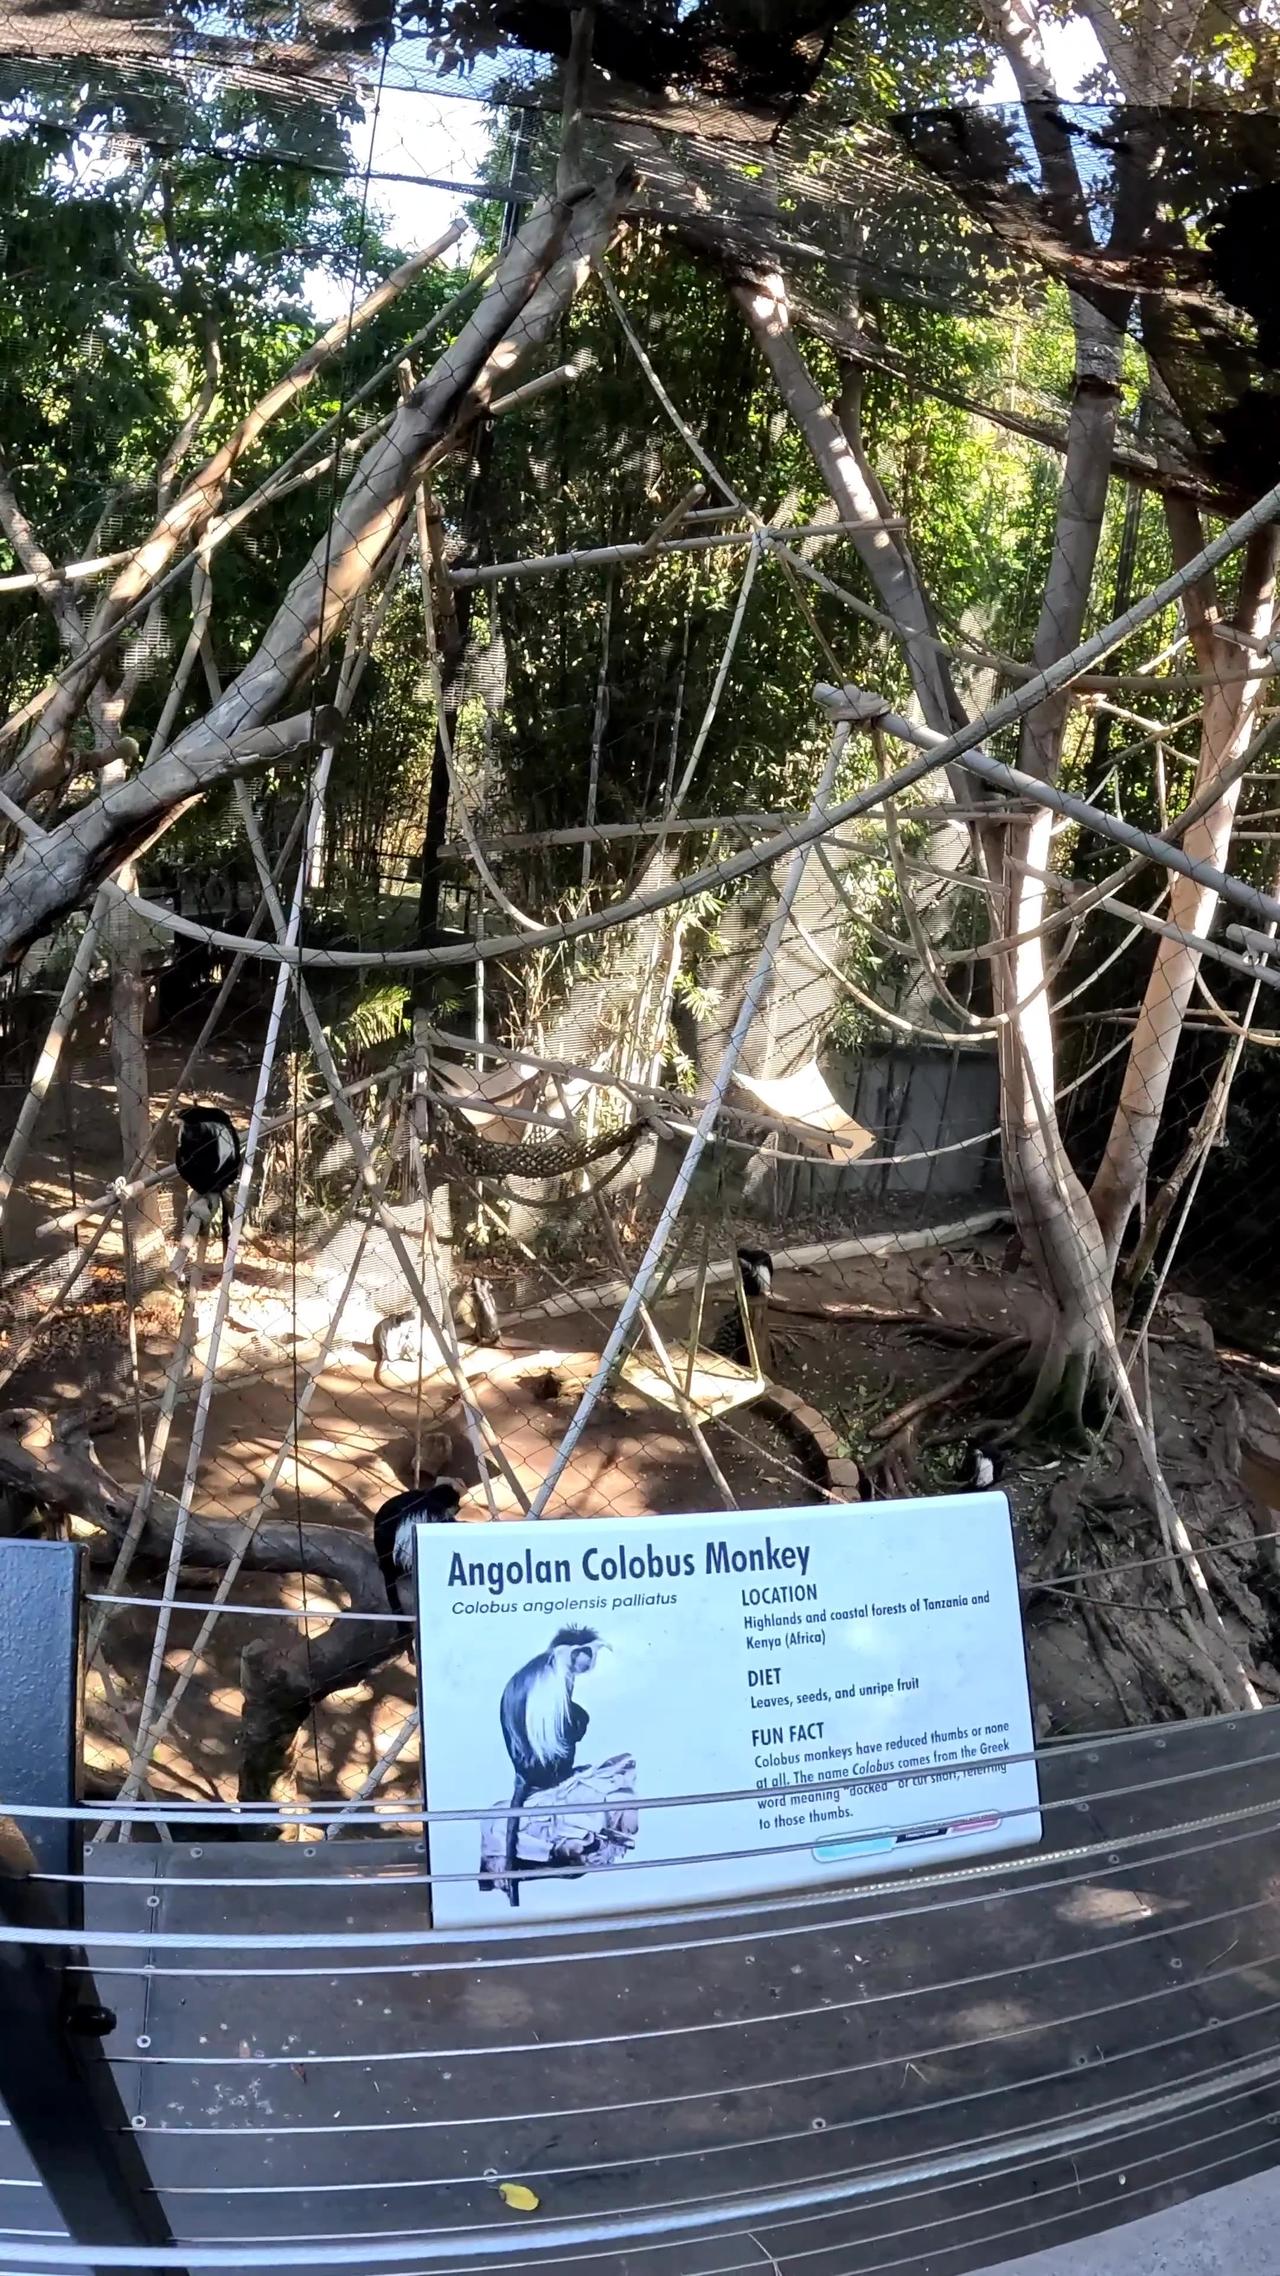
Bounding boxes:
[730,270,963,740]
[0,1406,395,1817]
[733,258,1123,1423]
[833,359,972,1021]
[238,1618,402,1814]
[1089,525,1280,1269]
[4,235,461,810]
[994,808,1114,1431]
[416,121,530,953]
[726,272,975,1049]
[987,294,1125,1423]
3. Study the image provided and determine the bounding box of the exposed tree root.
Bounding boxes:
[772,1297,1000,1347]
[237,1622,405,1821]
[868,1334,1027,1453]
[1011,1328,1096,1447]
[0,1403,391,1818]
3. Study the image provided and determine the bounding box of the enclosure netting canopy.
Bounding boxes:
[5,0,1280,522]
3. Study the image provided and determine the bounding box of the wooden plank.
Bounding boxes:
[620,1343,764,1417]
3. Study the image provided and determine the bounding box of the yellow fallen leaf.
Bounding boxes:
[498,2184,540,2213]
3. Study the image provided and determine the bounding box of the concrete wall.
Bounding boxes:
[646,1041,1002,1220]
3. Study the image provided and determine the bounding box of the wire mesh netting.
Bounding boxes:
[3,0,1280,2261]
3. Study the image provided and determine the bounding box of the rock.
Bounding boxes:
[1156,1291,1216,1351]
[1236,1380,1280,1528]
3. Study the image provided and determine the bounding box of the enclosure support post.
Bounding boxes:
[0,1543,183,2272]
[0,1817,182,2276]
[0,1538,83,1897]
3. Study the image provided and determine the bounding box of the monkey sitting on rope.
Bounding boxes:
[174,1103,242,1256]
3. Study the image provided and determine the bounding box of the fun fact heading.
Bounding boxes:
[445,1536,813,1599]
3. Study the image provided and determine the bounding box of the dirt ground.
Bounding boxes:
[2,1036,1278,1830]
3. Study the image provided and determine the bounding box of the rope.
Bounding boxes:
[527,723,849,1516]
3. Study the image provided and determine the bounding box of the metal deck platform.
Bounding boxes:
[6,1707,1280,2274]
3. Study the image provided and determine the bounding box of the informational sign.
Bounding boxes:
[414,1497,1040,1928]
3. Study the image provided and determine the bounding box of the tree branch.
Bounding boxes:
[0,179,628,965]
[788,295,1217,509]
[0,453,86,657]
[0,1405,385,1610]
[729,266,965,742]
[5,223,464,806]
[0,1403,403,1813]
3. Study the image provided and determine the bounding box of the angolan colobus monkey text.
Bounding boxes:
[498,1627,602,1907]
[373,1478,464,1644]
[174,1105,243,1255]
[708,1246,774,1366]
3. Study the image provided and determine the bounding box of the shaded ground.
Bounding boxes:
[1,1036,1278,1826]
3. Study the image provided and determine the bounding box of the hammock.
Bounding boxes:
[732,1062,875,1164]
[427,1060,643,1179]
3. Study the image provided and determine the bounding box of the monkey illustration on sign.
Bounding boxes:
[497,1627,603,1906]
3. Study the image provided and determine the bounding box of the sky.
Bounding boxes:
[984,11,1106,101]
[307,82,491,317]
[307,10,1108,316]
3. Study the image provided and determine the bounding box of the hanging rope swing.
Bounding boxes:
[423,1058,647,1182]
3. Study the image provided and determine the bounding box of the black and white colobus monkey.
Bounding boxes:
[373,1478,464,1628]
[708,1246,774,1366]
[174,1104,243,1254]
[957,1442,1004,1491]
[498,1627,602,1906]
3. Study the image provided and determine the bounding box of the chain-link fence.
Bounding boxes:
[2,7,1280,2264]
